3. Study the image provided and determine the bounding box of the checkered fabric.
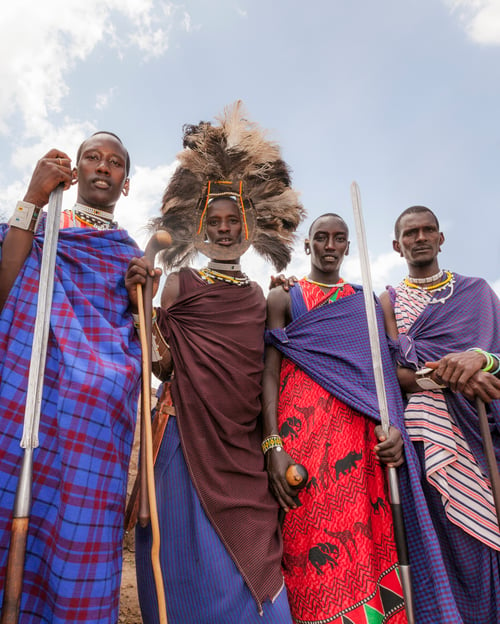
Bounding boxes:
[0,218,141,623]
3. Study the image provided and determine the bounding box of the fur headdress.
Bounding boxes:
[153,101,305,271]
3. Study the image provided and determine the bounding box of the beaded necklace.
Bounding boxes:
[198,267,250,287]
[402,270,455,304]
[207,260,241,272]
[304,277,345,303]
[404,270,453,291]
[72,203,116,230]
[304,277,344,289]
[405,269,444,285]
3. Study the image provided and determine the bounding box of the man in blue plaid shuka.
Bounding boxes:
[0,133,141,623]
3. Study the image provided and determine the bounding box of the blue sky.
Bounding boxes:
[0,0,499,295]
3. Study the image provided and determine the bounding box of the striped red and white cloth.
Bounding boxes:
[395,281,500,550]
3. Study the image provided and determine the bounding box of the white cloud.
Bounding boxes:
[9,121,96,173]
[96,89,117,111]
[0,1,186,139]
[492,280,500,297]
[242,246,407,296]
[444,0,500,44]
[342,250,407,294]
[115,161,177,248]
[182,11,192,32]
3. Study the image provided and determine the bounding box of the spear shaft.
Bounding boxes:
[350,181,415,623]
[1,186,63,624]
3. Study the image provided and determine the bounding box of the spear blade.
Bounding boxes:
[1,185,63,624]
[350,181,415,623]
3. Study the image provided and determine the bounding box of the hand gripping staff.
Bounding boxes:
[350,182,415,624]
[1,186,63,624]
[136,231,172,624]
[476,397,500,531]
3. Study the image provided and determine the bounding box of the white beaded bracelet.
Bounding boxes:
[8,201,42,233]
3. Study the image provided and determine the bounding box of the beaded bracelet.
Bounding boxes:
[491,355,500,376]
[467,347,495,372]
[261,434,283,455]
[8,200,42,233]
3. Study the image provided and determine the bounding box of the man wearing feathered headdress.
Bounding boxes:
[125,102,305,623]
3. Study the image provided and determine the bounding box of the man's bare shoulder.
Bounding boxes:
[267,283,291,308]
[266,284,292,328]
[161,271,181,308]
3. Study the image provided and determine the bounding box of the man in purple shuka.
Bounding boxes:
[380,205,500,624]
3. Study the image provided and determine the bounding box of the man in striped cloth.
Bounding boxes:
[0,132,141,622]
[380,205,500,623]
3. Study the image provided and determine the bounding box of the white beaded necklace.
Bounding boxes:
[405,269,444,285]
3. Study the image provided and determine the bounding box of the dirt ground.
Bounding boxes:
[119,534,142,624]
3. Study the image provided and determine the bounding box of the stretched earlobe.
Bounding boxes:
[122,178,130,196]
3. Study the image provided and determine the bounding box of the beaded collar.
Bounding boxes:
[304,277,344,289]
[71,203,117,230]
[405,269,444,286]
[198,267,250,287]
[402,270,455,304]
[404,270,452,291]
[207,260,241,272]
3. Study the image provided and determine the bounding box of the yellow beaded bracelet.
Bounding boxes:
[261,435,283,455]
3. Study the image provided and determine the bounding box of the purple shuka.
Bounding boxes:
[265,285,406,422]
[388,273,500,623]
[0,220,141,623]
[266,284,482,623]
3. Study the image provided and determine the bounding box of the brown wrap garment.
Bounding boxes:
[156,268,284,608]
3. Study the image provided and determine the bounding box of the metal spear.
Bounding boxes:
[1,186,63,624]
[350,181,415,623]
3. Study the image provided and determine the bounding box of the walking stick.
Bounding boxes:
[476,397,500,531]
[136,231,171,624]
[350,181,415,623]
[1,186,63,624]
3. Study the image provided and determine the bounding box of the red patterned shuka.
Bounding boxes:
[278,280,406,624]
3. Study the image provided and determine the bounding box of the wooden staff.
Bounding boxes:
[1,187,63,624]
[136,231,171,624]
[351,181,415,623]
[476,397,500,531]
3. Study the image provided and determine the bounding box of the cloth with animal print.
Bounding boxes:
[273,280,406,624]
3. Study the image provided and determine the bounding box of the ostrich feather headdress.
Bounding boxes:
[153,101,305,271]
